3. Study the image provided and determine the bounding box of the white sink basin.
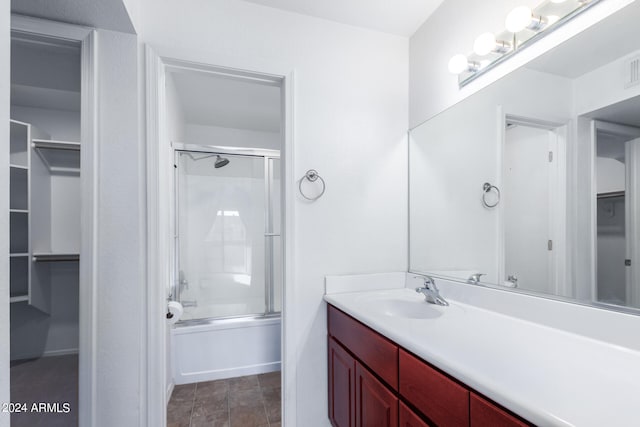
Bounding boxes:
[375,298,443,319]
[354,290,444,319]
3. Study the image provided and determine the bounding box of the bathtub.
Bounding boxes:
[171,314,281,385]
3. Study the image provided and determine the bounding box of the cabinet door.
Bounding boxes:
[399,401,431,427]
[355,362,398,427]
[329,337,356,427]
[470,393,530,427]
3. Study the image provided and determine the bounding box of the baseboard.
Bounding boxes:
[11,348,79,361]
[174,361,281,385]
[43,348,79,357]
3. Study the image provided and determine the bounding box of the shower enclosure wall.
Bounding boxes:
[171,144,282,383]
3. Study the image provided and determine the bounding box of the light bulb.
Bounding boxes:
[550,0,566,3]
[505,6,532,33]
[547,15,560,25]
[473,32,497,56]
[448,54,469,74]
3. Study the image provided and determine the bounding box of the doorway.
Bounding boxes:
[146,55,290,427]
[6,16,97,427]
[591,120,640,308]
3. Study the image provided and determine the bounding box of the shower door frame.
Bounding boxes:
[171,143,281,323]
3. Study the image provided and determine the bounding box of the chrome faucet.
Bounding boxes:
[467,273,485,285]
[415,276,449,306]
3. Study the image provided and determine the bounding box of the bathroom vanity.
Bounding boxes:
[327,304,529,427]
[324,273,640,427]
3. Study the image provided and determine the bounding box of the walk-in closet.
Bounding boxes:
[9,30,81,426]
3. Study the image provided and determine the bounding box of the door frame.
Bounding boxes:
[498,113,568,294]
[590,120,640,304]
[145,47,295,427]
[5,15,98,427]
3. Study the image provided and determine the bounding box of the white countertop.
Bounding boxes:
[324,282,640,427]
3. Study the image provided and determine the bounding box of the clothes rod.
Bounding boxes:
[32,139,81,151]
[32,253,80,262]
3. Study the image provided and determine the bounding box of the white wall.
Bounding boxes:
[93,29,143,427]
[10,264,80,359]
[573,48,640,116]
[165,72,185,142]
[138,1,409,425]
[184,124,280,150]
[10,106,80,141]
[409,0,636,127]
[0,2,10,426]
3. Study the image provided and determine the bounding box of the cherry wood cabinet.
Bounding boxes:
[470,393,530,427]
[355,362,398,427]
[399,349,469,427]
[399,401,432,427]
[327,304,532,427]
[328,336,398,427]
[328,302,398,389]
[329,337,356,427]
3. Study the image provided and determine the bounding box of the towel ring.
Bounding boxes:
[482,182,500,208]
[299,169,326,201]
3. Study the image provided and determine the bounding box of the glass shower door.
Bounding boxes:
[176,151,266,320]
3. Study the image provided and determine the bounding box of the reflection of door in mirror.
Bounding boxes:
[502,118,565,296]
[594,122,640,308]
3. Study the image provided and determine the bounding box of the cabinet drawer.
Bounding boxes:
[328,305,398,389]
[470,393,531,427]
[399,349,469,427]
[399,401,431,427]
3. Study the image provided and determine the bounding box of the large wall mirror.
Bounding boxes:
[409,0,640,312]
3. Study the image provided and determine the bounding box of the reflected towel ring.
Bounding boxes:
[299,169,326,201]
[482,182,500,208]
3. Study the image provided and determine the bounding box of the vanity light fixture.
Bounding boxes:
[547,15,560,25]
[505,6,548,33]
[448,0,602,84]
[448,54,479,74]
[473,32,512,56]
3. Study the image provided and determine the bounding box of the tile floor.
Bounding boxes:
[10,354,78,427]
[167,371,281,427]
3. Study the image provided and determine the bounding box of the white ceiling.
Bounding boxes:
[526,1,640,78]
[241,0,445,37]
[170,71,281,133]
[11,0,135,34]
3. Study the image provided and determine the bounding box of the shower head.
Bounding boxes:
[215,155,230,168]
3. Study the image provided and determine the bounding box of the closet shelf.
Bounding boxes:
[32,139,81,172]
[10,295,28,303]
[10,164,28,170]
[10,253,29,257]
[32,253,79,262]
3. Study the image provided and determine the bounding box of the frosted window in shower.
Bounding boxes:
[177,152,266,320]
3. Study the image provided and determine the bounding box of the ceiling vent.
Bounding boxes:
[624,55,640,89]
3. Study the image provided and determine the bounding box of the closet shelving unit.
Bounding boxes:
[8,120,81,313]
